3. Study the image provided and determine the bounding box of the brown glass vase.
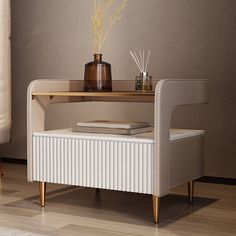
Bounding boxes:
[84,54,112,91]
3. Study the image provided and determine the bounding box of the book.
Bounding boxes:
[73,126,153,135]
[76,120,149,129]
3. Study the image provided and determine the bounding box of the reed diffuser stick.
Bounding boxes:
[139,50,143,72]
[130,50,151,74]
[145,50,151,72]
[142,50,145,72]
[134,52,142,72]
[129,51,142,72]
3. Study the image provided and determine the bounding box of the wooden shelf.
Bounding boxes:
[32,91,155,97]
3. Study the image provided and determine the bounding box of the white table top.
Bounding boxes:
[33,128,205,144]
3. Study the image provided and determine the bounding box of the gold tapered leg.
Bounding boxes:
[188,181,194,204]
[152,195,160,223]
[39,182,46,207]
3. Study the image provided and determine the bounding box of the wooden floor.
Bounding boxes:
[0,163,235,236]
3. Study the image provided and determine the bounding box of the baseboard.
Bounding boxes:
[1,157,27,165]
[197,176,236,186]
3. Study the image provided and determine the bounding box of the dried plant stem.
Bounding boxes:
[92,0,128,54]
[99,0,128,52]
[99,22,113,52]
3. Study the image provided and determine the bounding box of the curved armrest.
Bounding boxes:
[27,79,84,181]
[153,79,209,197]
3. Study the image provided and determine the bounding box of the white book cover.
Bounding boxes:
[76,120,149,129]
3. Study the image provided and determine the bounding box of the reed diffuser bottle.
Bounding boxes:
[130,50,153,92]
[84,54,112,92]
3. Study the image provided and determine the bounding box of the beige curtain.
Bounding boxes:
[0,0,11,144]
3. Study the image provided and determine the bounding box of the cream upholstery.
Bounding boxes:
[31,128,204,195]
[27,80,208,194]
[27,79,208,223]
[154,79,208,196]
[0,0,11,144]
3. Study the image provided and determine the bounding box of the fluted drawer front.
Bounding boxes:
[33,135,153,194]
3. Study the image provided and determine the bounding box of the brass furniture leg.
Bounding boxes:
[152,195,160,223]
[188,181,194,204]
[39,182,46,207]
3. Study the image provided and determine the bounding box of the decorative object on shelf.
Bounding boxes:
[74,120,153,135]
[130,50,153,92]
[84,0,128,92]
[77,120,150,129]
[84,54,112,91]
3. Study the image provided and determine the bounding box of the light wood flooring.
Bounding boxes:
[0,163,235,236]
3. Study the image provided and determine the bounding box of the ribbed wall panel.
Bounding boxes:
[33,135,153,194]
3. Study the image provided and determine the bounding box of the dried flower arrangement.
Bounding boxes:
[91,0,128,54]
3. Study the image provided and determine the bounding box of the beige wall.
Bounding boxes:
[1,0,236,178]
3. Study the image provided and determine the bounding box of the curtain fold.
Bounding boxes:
[0,0,11,144]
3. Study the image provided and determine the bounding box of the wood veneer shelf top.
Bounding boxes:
[32,91,155,97]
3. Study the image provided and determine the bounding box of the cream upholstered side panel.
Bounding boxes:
[170,136,204,188]
[154,79,208,197]
[27,80,84,181]
[0,0,11,144]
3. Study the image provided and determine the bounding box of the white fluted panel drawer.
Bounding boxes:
[33,130,154,194]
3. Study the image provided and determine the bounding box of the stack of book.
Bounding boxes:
[73,120,153,135]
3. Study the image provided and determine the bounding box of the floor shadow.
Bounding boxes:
[6,186,218,227]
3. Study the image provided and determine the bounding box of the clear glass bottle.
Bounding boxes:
[135,72,153,92]
[84,54,112,92]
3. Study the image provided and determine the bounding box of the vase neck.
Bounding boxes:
[94,54,102,62]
